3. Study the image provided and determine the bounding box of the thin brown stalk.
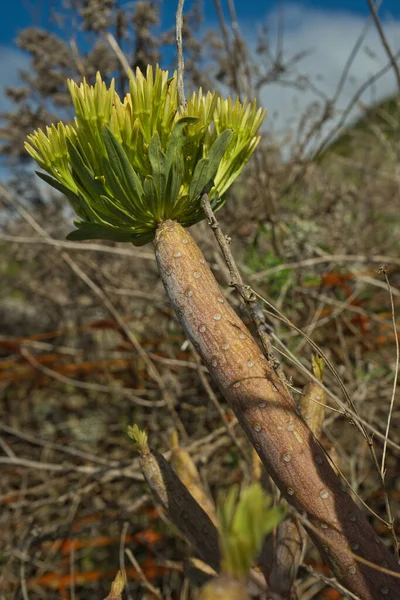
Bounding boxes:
[380,267,400,479]
[0,232,155,260]
[176,0,187,110]
[119,523,131,600]
[125,548,162,599]
[366,0,400,92]
[303,565,360,600]
[105,32,132,79]
[69,539,76,600]
[212,0,241,97]
[379,267,400,561]
[248,253,400,279]
[314,50,400,156]
[20,346,165,408]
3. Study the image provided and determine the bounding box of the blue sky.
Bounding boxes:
[1,0,400,47]
[1,0,400,157]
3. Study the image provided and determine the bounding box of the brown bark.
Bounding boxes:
[262,516,304,600]
[138,447,221,571]
[154,219,400,599]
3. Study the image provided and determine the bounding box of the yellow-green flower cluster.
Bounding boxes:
[25,66,265,245]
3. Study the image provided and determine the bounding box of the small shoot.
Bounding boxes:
[127,424,149,455]
[218,483,285,580]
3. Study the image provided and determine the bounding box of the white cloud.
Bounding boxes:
[244,3,400,153]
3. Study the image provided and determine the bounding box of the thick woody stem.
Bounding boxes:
[154,220,400,600]
[263,358,327,599]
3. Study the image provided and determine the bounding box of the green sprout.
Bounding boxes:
[218,484,285,579]
[127,423,149,454]
[25,66,265,245]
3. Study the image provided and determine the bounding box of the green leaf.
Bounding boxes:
[35,171,87,219]
[67,140,105,200]
[143,177,160,220]
[98,195,137,225]
[168,158,184,218]
[67,220,156,245]
[148,132,166,205]
[189,158,210,202]
[102,126,145,203]
[101,159,145,220]
[187,131,233,205]
[206,129,233,183]
[36,171,75,198]
[66,222,136,242]
[165,116,199,175]
[100,127,125,181]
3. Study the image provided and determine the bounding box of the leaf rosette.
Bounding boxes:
[25,66,265,245]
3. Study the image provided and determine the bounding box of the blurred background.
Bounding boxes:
[1,1,400,598]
